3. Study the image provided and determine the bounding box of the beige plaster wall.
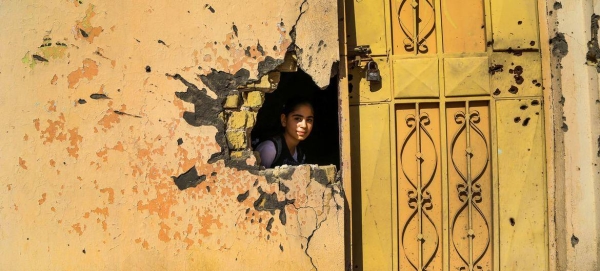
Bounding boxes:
[547,0,600,270]
[0,1,343,270]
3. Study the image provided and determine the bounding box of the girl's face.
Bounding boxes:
[281,104,314,142]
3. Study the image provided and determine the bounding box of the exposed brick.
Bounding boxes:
[230,151,245,158]
[246,111,257,127]
[223,93,240,109]
[226,130,246,149]
[227,111,247,129]
[245,91,264,108]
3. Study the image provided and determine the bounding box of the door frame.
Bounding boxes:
[337,0,560,270]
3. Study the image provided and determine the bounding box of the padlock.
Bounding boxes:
[365,61,382,82]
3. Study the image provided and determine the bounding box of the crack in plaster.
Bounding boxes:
[304,207,327,271]
[288,0,309,51]
[289,180,342,271]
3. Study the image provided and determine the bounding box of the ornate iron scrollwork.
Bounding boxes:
[450,103,491,271]
[397,0,436,54]
[399,104,439,270]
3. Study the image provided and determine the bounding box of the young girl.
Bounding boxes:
[256,97,314,168]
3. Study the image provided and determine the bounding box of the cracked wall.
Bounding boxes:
[0,1,343,270]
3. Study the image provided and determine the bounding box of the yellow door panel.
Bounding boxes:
[441,0,486,53]
[496,99,547,270]
[350,104,393,271]
[391,0,437,55]
[396,103,442,270]
[444,57,491,97]
[490,52,543,97]
[346,0,548,269]
[349,57,392,104]
[446,101,493,271]
[490,0,540,50]
[393,57,439,98]
[346,0,388,55]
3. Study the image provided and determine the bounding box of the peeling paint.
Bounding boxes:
[75,4,103,43]
[67,59,99,88]
[0,1,343,270]
[18,158,27,170]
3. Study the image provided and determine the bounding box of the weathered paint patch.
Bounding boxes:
[99,188,115,204]
[67,59,99,88]
[75,4,103,43]
[51,75,59,85]
[38,193,47,205]
[39,36,68,59]
[67,128,83,158]
[22,52,40,69]
[18,157,27,170]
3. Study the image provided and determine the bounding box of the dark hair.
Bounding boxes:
[282,96,314,116]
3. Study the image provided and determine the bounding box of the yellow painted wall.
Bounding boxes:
[0,1,343,270]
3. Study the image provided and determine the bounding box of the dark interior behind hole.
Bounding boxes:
[251,69,340,168]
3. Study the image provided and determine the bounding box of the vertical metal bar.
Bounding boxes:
[415,102,423,270]
[439,102,449,271]
[537,0,556,269]
[465,101,473,271]
[412,0,419,55]
[390,100,399,271]
[433,0,447,267]
[336,1,353,268]
[385,2,399,270]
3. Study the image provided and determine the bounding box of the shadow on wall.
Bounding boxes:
[251,69,340,168]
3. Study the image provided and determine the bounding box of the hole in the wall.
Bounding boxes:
[250,69,341,168]
[571,234,579,247]
[171,50,341,173]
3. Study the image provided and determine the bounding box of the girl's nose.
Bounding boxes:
[299,119,306,128]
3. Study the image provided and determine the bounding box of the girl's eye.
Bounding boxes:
[306,119,314,124]
[294,117,302,121]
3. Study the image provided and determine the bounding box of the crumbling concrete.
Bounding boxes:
[0,1,342,270]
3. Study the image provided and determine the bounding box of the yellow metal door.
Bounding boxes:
[346,0,548,270]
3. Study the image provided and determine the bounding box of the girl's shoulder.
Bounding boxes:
[256,140,277,168]
[256,140,276,152]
